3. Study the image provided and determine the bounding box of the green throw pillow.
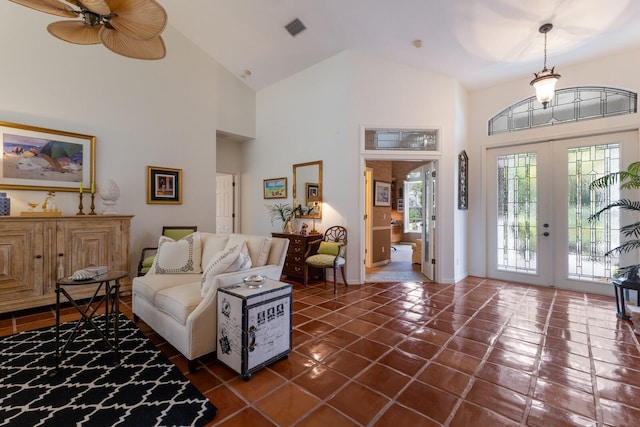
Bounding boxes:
[142,255,156,268]
[163,229,196,241]
[317,241,341,256]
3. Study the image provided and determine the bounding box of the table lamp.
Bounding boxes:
[308,197,320,235]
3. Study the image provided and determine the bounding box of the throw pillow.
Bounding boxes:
[200,240,247,296]
[317,241,341,256]
[200,234,229,267]
[225,241,252,273]
[154,232,202,274]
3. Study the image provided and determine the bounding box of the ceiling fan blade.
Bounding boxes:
[66,0,110,16]
[100,27,165,60]
[10,0,77,18]
[105,0,167,41]
[48,20,101,44]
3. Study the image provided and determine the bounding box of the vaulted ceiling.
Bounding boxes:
[164,0,640,91]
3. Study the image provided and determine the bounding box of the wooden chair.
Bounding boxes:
[303,226,347,293]
[137,226,198,276]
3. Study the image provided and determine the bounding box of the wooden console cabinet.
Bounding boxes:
[0,215,133,314]
[272,233,323,283]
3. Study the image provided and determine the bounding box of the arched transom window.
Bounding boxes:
[488,87,637,135]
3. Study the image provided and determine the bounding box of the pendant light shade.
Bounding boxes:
[530,23,560,109]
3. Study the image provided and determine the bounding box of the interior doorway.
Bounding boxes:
[364,160,436,282]
[216,173,238,233]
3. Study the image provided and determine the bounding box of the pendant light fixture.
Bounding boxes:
[530,23,561,109]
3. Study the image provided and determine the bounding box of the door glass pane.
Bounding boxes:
[567,143,620,281]
[404,178,423,233]
[497,153,537,273]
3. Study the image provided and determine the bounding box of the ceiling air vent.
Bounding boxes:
[285,18,306,37]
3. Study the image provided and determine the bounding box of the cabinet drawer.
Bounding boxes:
[283,262,304,275]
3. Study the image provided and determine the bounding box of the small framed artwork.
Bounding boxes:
[147,166,182,204]
[374,180,391,206]
[0,120,95,192]
[264,177,287,199]
[305,182,319,204]
[458,150,468,210]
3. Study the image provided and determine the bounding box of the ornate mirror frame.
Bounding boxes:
[293,160,322,219]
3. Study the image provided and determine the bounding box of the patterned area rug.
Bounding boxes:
[0,316,217,426]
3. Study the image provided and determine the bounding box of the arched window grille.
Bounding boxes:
[488,87,637,135]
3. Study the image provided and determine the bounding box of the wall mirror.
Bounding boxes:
[293,160,322,219]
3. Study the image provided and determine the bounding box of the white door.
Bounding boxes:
[422,166,435,280]
[216,173,235,233]
[365,168,373,267]
[487,131,637,293]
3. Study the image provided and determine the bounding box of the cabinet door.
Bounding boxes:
[57,219,126,278]
[0,221,44,299]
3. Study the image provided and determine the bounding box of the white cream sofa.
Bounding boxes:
[132,232,289,371]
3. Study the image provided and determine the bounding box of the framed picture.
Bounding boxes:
[0,121,95,192]
[147,166,182,204]
[264,177,287,199]
[458,150,468,210]
[305,182,319,204]
[374,180,391,206]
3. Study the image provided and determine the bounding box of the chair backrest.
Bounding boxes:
[324,226,347,244]
[162,226,198,241]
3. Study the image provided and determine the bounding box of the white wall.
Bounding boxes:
[249,50,462,284]
[467,47,640,278]
[453,82,470,282]
[0,3,256,275]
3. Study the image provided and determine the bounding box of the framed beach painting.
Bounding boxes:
[264,177,287,199]
[147,166,182,204]
[0,121,95,192]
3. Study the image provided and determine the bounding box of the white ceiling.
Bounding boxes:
[163,0,640,91]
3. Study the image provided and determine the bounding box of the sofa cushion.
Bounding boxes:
[226,241,252,273]
[154,232,202,274]
[200,233,230,268]
[237,235,272,266]
[200,240,246,296]
[307,253,345,267]
[142,255,155,268]
[133,273,201,305]
[155,281,203,325]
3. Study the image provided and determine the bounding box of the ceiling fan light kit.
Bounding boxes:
[530,23,561,109]
[10,0,168,60]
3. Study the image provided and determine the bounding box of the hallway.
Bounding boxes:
[366,243,427,283]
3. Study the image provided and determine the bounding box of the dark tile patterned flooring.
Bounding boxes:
[2,276,640,426]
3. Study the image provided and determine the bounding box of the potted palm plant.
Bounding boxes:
[589,161,640,319]
[266,202,294,232]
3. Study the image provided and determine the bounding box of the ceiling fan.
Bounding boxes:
[10,0,168,60]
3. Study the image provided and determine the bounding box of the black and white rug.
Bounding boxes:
[0,315,217,426]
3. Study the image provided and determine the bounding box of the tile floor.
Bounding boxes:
[2,277,640,426]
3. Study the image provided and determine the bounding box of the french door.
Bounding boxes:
[487,131,637,294]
